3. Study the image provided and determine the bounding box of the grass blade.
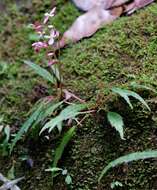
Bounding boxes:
[50,127,76,184]
[98,150,157,182]
[52,126,76,168]
[10,101,44,153]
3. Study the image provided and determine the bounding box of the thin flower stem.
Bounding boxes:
[76,114,90,127]
[79,110,96,114]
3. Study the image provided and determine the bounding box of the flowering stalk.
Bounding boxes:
[30,7,63,95]
[30,7,85,103]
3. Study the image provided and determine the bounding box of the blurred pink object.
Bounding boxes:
[56,0,154,49]
[48,29,60,45]
[48,59,58,66]
[32,42,48,52]
[43,7,56,24]
[31,22,43,34]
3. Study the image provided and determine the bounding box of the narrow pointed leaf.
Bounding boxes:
[4,126,11,143]
[40,104,86,134]
[57,103,86,120]
[34,101,63,126]
[112,88,133,109]
[130,82,156,93]
[107,112,125,140]
[126,90,150,111]
[10,102,44,153]
[45,167,63,173]
[53,126,76,169]
[98,150,157,182]
[56,122,63,133]
[24,60,55,84]
[10,100,63,152]
[112,87,150,111]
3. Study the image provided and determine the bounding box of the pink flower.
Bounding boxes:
[47,52,54,57]
[48,59,58,66]
[32,41,48,52]
[43,7,56,24]
[48,29,60,45]
[31,22,43,34]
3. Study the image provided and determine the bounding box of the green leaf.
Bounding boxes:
[45,167,63,173]
[62,169,68,175]
[10,101,45,153]
[111,181,123,189]
[51,64,63,82]
[112,87,150,111]
[59,104,86,119]
[107,112,124,140]
[24,60,55,84]
[40,104,86,134]
[52,126,76,169]
[10,100,63,153]
[98,150,157,182]
[130,82,156,93]
[65,175,72,185]
[45,167,63,178]
[4,125,11,143]
[7,165,15,180]
[35,101,63,128]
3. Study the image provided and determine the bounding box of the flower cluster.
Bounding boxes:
[32,42,48,52]
[31,7,59,66]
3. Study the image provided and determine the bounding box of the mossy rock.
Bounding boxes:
[0,0,157,189]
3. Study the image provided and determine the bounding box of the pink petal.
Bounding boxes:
[50,7,56,16]
[48,38,55,45]
[32,42,48,52]
[48,59,58,66]
[43,16,49,24]
[47,52,54,57]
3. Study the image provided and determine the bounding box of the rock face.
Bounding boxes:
[56,6,121,48]
[56,0,154,48]
[72,0,129,11]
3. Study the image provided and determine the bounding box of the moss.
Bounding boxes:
[57,4,157,105]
